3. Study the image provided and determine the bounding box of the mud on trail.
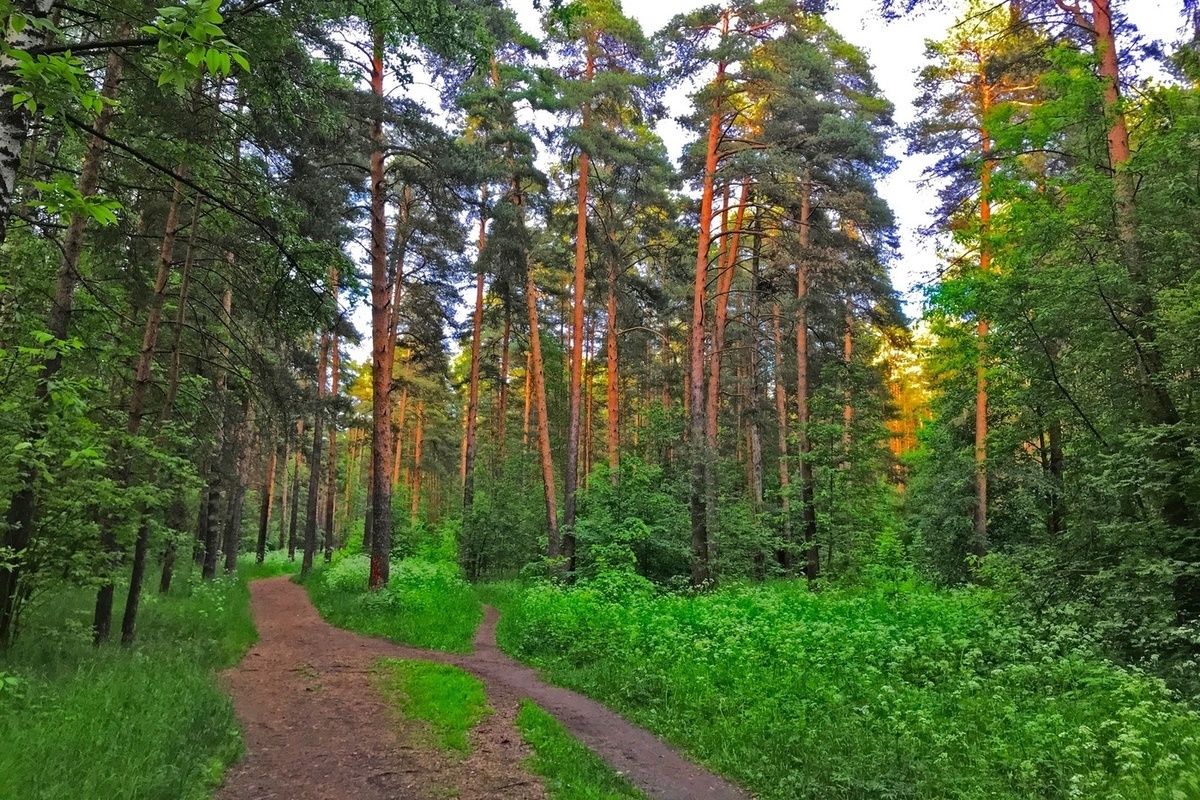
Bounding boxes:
[217,576,749,800]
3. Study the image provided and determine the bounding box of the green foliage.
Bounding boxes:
[516,699,646,800]
[302,556,481,652]
[0,568,254,799]
[496,579,1200,800]
[372,659,491,753]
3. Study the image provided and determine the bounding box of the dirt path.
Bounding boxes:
[218,577,750,800]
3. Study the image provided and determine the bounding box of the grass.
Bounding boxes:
[302,555,482,652]
[516,700,646,800]
[494,576,1200,800]
[373,658,491,753]
[238,548,303,581]
[0,561,257,800]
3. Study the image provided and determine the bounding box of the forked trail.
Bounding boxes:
[217,577,750,800]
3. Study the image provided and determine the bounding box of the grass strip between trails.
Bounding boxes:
[517,699,646,800]
[373,658,491,753]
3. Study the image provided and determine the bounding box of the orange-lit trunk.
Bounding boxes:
[687,32,728,589]
[705,181,750,455]
[526,272,560,557]
[564,42,594,574]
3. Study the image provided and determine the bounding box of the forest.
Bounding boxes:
[2,0,1200,798]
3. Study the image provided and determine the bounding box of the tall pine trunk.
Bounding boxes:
[367,26,395,589]
[256,443,278,563]
[688,38,728,589]
[796,170,818,583]
[463,200,488,515]
[526,272,560,557]
[302,334,329,575]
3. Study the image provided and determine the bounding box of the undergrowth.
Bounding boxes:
[301,555,481,652]
[373,658,491,753]
[495,575,1200,800]
[0,563,255,800]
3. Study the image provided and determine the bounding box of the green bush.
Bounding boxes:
[303,556,482,652]
[496,579,1200,800]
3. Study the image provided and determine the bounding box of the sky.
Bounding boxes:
[505,0,1189,312]
[347,1,1189,361]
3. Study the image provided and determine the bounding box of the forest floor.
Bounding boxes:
[217,576,748,800]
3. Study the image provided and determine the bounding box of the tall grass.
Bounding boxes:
[497,578,1200,800]
[301,555,481,652]
[0,562,256,800]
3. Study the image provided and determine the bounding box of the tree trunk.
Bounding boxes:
[223,400,253,574]
[288,420,303,560]
[302,333,329,575]
[410,402,425,520]
[973,73,993,562]
[368,25,393,589]
[324,316,339,561]
[256,444,278,563]
[497,307,511,461]
[564,44,593,574]
[277,427,291,551]
[0,0,57,242]
[392,381,409,486]
[463,200,488,515]
[115,172,188,645]
[688,46,728,589]
[605,255,620,484]
[526,272,560,558]
[772,307,792,570]
[796,170,818,583]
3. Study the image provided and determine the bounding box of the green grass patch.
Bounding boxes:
[373,658,491,753]
[238,549,302,581]
[494,577,1200,800]
[517,700,645,800]
[0,563,255,800]
[302,555,482,652]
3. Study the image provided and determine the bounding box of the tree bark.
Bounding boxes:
[796,170,818,583]
[288,419,303,560]
[526,271,560,558]
[368,25,394,589]
[773,307,792,570]
[463,199,488,515]
[605,257,620,484]
[302,333,329,575]
[564,42,594,575]
[324,313,339,561]
[255,443,278,563]
[410,402,425,520]
[114,171,187,645]
[688,38,728,589]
